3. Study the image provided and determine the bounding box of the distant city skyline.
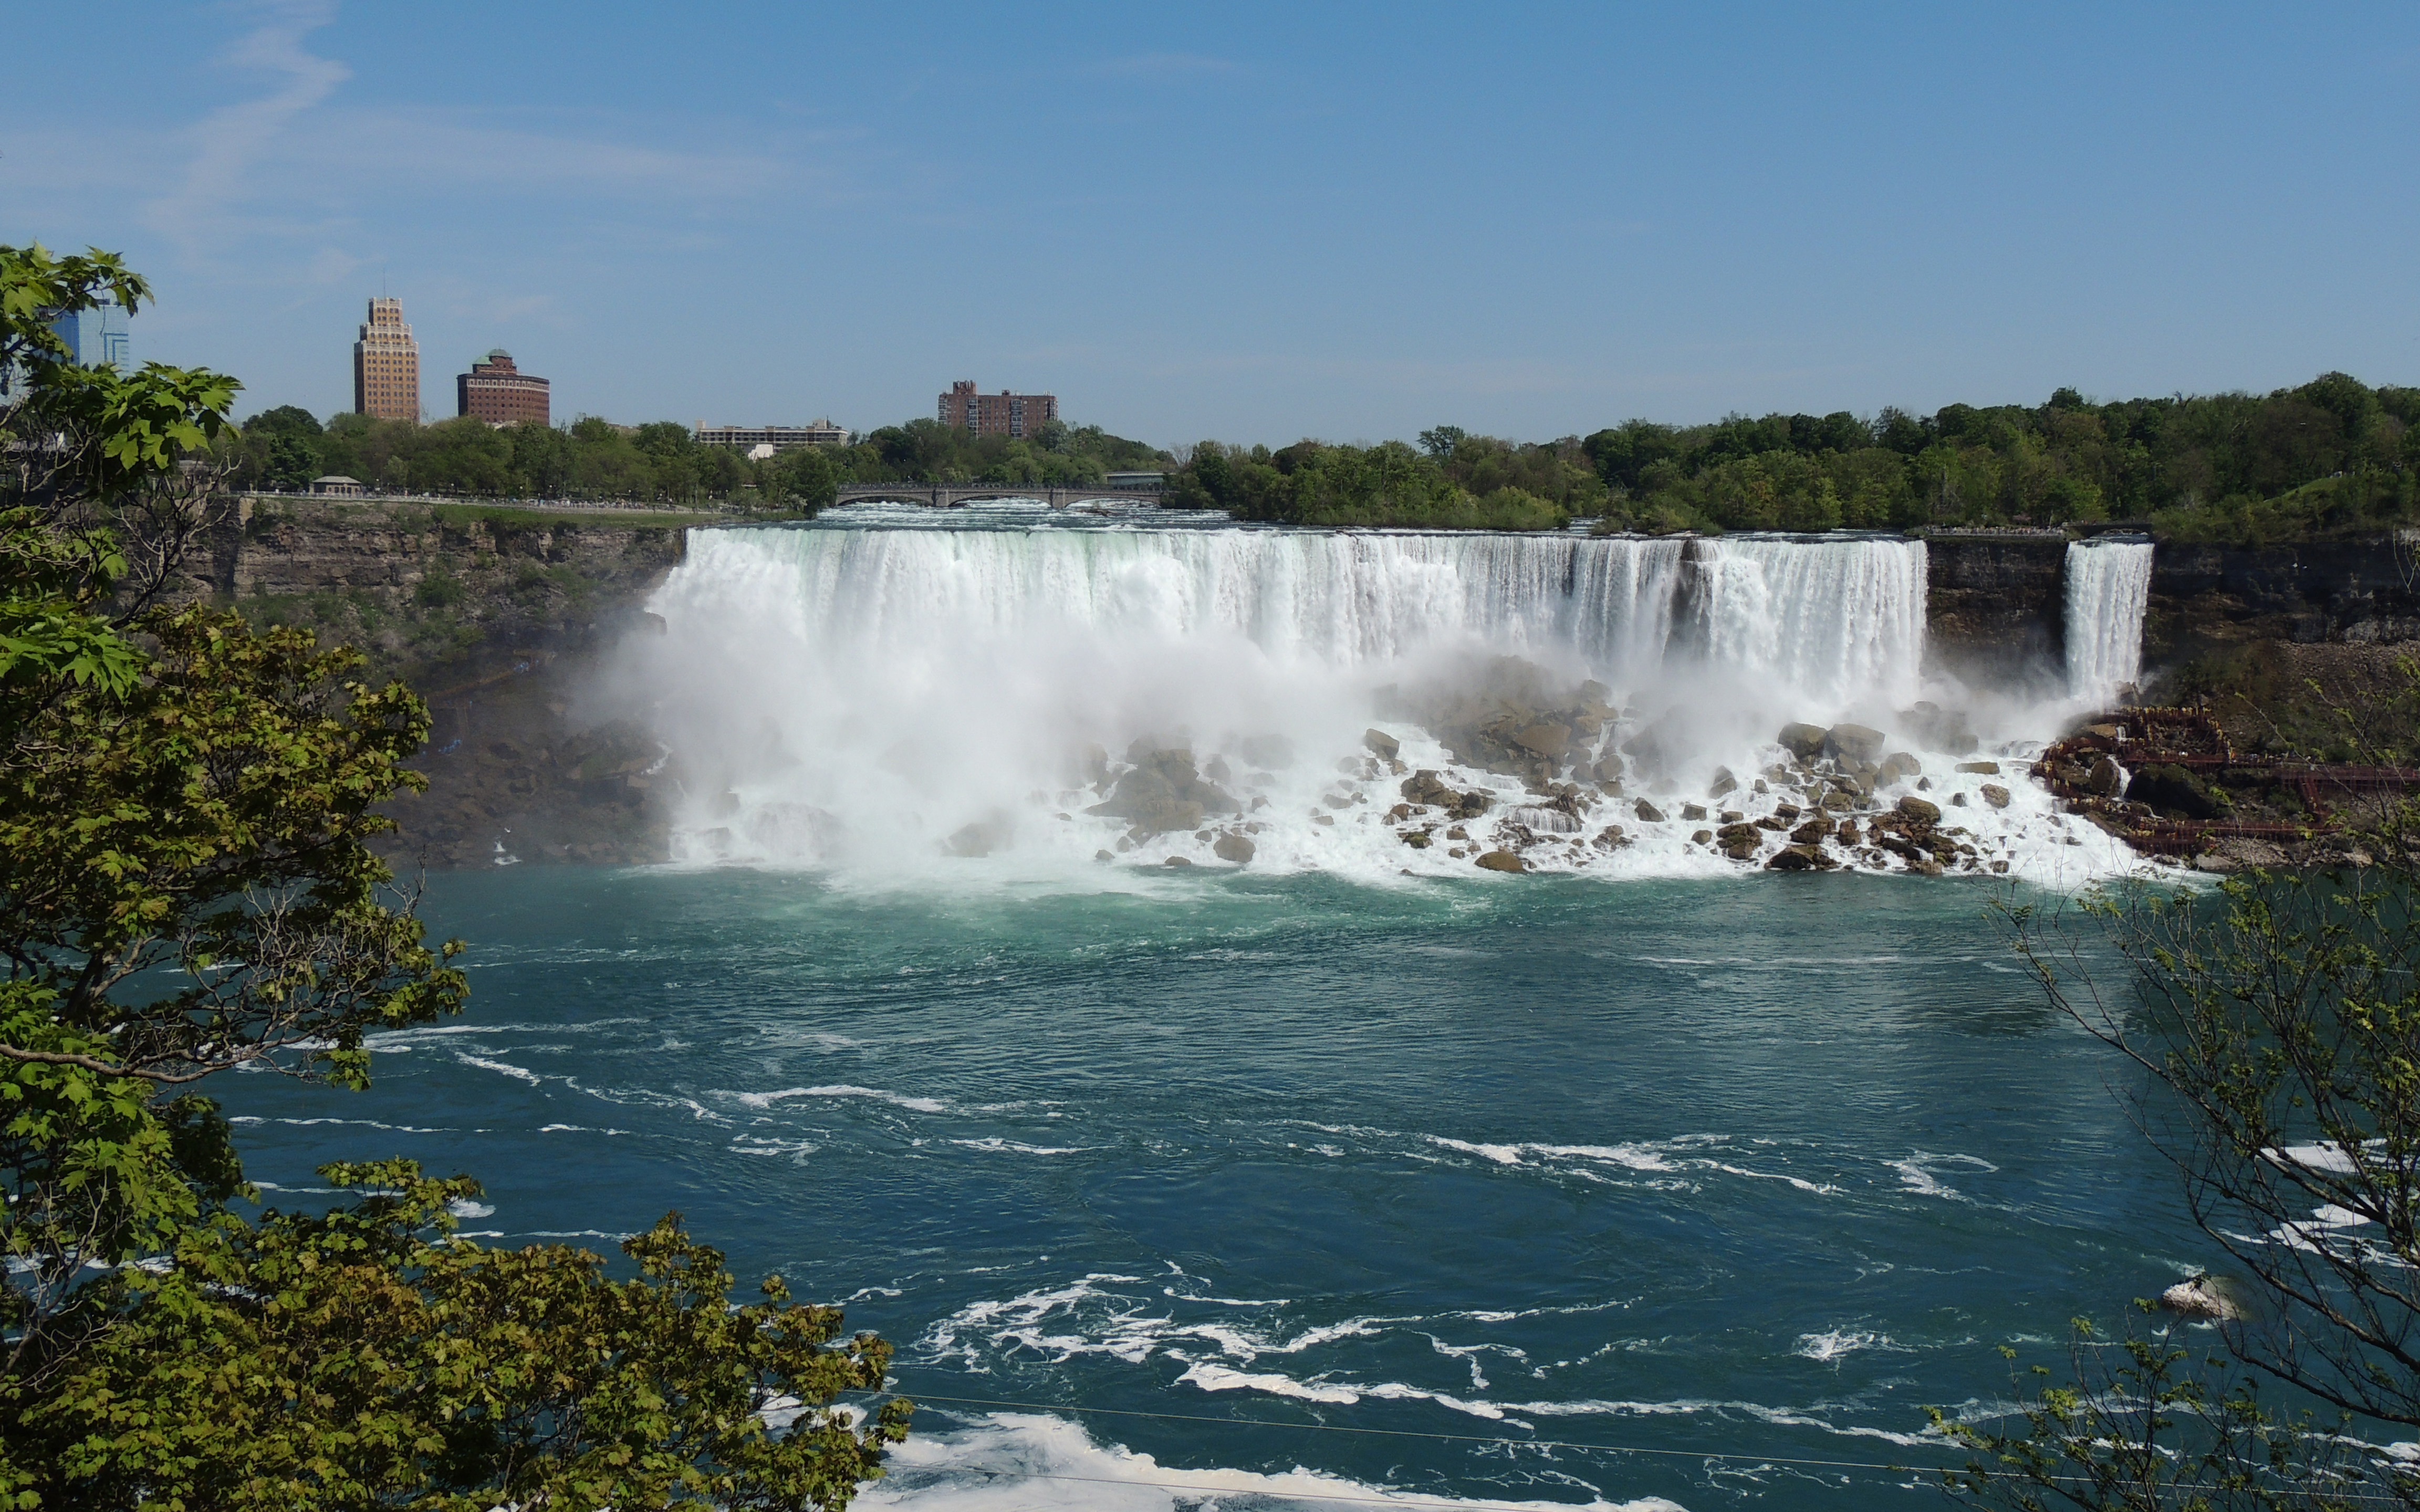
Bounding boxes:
[4,3,2417,446]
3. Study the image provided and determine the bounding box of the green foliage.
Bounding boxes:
[1166,437,1583,530]
[3,247,910,1509]
[1929,1314,2370,1511]
[1964,667,2420,1508]
[1571,375,2417,539]
[11,1162,911,1512]
[230,403,1169,514]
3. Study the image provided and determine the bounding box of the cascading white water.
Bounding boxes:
[2063,540,2155,705]
[611,510,2136,884]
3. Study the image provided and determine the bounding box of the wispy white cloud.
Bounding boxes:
[142,1,352,251]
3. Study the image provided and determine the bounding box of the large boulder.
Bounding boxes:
[1475,849,1528,873]
[1776,722,1829,761]
[1401,769,1456,807]
[1875,752,1922,786]
[1363,728,1401,759]
[1706,766,1739,800]
[1789,815,1835,845]
[1511,723,1571,760]
[1213,833,1256,864]
[1955,760,2001,775]
[1634,798,1667,823]
[1087,748,1241,836]
[1766,845,1839,872]
[946,821,1009,857]
[2084,755,2124,797]
[1895,795,1942,827]
[1824,723,1887,765]
[2127,763,2218,820]
[1980,783,2011,810]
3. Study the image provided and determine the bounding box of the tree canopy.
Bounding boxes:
[2,240,909,1509]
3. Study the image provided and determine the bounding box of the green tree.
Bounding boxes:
[1950,675,2420,1509]
[0,243,909,1509]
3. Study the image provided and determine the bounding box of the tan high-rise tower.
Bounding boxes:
[353,297,420,421]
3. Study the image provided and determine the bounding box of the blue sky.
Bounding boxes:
[6,2,2416,445]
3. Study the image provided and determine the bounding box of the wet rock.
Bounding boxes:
[1634,798,1666,823]
[1591,824,1629,850]
[1777,722,1829,761]
[1789,815,1835,845]
[1510,723,1570,761]
[2192,852,2240,874]
[1821,790,1855,812]
[1707,766,1739,800]
[1955,760,2001,775]
[1680,802,1708,821]
[1363,728,1401,759]
[1094,849,1114,862]
[2160,1274,2244,1320]
[1164,855,1195,867]
[1950,792,1968,807]
[1203,754,1233,783]
[1087,747,1240,835]
[1766,844,1839,872]
[1214,833,1256,864]
[1475,849,1528,873]
[1401,769,1454,807]
[2127,763,2218,820]
[1400,828,1432,849]
[1825,723,1886,765]
[1445,825,1469,841]
[1980,783,2011,809]
[1691,828,1714,844]
[1876,752,1922,787]
[1896,795,1942,826]
[945,821,1010,858]
[1716,821,1763,847]
[2083,756,2124,797]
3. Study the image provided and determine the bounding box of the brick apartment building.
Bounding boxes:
[457,349,550,426]
[353,297,420,421]
[938,380,1057,438]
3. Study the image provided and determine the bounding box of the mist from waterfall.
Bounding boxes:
[607,507,2141,885]
[2063,540,2155,705]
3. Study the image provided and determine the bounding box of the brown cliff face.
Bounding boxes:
[201,498,698,869]
[2144,539,2420,663]
[1920,537,2068,690]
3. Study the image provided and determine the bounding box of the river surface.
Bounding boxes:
[222,864,2196,1512]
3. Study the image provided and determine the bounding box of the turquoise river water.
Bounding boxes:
[222,864,2196,1512]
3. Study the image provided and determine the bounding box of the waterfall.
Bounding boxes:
[609,517,2151,881]
[2063,540,2154,704]
[648,525,1927,709]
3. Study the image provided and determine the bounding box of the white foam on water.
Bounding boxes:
[859,1411,1688,1511]
[732,1084,953,1114]
[1792,1329,1896,1363]
[950,1138,1093,1155]
[454,1053,542,1085]
[619,521,2156,889]
[445,1198,496,1219]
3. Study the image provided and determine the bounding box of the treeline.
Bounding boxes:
[1166,429,1603,530]
[228,408,1171,511]
[1579,373,2419,540]
[1159,373,2420,540]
